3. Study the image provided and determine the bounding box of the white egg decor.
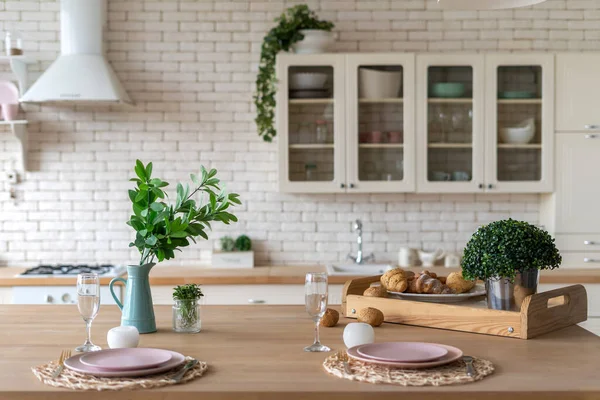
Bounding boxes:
[107,325,140,349]
[343,322,375,348]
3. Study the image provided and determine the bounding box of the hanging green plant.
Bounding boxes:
[254,4,334,142]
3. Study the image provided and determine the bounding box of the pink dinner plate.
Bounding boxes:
[65,350,184,377]
[79,348,172,370]
[348,343,463,369]
[356,342,448,363]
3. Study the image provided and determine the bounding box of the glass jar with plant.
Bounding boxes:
[109,160,241,334]
[462,219,561,311]
[254,4,334,142]
[172,284,204,333]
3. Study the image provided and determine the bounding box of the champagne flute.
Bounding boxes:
[76,273,102,352]
[304,272,330,352]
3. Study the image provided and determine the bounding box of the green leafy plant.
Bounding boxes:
[235,235,252,251]
[127,160,241,266]
[462,219,561,282]
[220,236,236,252]
[173,284,204,330]
[254,4,334,142]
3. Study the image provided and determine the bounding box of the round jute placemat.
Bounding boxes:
[32,356,208,391]
[323,352,494,386]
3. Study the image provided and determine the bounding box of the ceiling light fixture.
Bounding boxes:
[436,0,547,9]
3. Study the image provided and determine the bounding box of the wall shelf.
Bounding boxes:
[289,98,333,105]
[428,98,472,104]
[359,143,404,148]
[497,143,542,149]
[497,98,542,105]
[359,98,404,104]
[428,143,473,149]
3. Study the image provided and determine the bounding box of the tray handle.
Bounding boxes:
[341,275,381,316]
[520,284,588,339]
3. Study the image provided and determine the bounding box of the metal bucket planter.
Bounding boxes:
[485,269,540,311]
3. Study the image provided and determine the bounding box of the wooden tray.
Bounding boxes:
[341,275,588,339]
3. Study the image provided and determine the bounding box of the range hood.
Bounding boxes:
[20,0,132,105]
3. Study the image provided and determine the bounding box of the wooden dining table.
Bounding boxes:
[0,304,598,399]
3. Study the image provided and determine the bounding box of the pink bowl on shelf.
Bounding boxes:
[388,131,403,143]
[371,131,383,143]
[1,103,18,121]
[359,132,371,143]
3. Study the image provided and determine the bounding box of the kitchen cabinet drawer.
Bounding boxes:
[559,253,600,268]
[12,285,121,305]
[539,283,600,317]
[151,284,345,306]
[556,53,600,132]
[0,288,11,304]
[555,234,600,252]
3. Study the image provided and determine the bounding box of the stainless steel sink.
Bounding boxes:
[325,263,394,276]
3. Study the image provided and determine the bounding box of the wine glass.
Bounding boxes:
[76,273,102,352]
[304,272,330,352]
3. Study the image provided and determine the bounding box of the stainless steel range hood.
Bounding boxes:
[20,0,132,105]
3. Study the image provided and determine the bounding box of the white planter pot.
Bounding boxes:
[291,30,335,54]
[359,68,403,99]
[211,251,254,269]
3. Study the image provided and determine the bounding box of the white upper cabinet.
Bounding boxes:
[416,54,484,193]
[554,133,600,233]
[484,54,554,193]
[345,54,415,192]
[556,54,600,132]
[277,54,346,193]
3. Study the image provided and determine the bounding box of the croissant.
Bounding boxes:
[380,268,409,292]
[446,272,475,294]
[415,274,455,294]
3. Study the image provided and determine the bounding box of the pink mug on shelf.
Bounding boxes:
[371,131,383,143]
[1,103,18,121]
[388,131,403,143]
[359,132,371,143]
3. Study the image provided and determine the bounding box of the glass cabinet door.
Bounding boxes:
[417,55,484,192]
[345,54,415,192]
[485,54,554,193]
[277,55,346,193]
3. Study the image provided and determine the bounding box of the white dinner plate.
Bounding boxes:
[387,283,486,303]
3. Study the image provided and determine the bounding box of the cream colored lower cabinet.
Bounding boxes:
[539,284,600,318]
[0,288,12,304]
[151,284,344,306]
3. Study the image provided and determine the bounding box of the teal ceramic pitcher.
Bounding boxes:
[109,263,157,334]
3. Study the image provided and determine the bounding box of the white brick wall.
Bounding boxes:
[0,0,593,266]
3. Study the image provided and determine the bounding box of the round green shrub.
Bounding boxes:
[235,235,252,252]
[220,236,235,252]
[462,219,561,281]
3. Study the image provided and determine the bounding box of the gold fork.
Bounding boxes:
[336,349,353,375]
[51,350,71,378]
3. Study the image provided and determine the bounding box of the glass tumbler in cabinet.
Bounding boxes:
[277,54,346,193]
[345,54,415,192]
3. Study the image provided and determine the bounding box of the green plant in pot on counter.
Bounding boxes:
[254,4,334,142]
[462,219,561,311]
[173,284,204,333]
[109,160,241,334]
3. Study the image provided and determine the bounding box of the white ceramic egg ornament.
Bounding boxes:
[343,322,375,348]
[107,325,140,349]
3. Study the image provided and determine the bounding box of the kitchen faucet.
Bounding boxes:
[347,219,374,264]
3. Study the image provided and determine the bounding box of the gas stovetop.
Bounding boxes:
[19,264,126,278]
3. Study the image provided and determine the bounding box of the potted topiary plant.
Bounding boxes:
[254,4,335,142]
[172,284,204,333]
[212,234,254,269]
[462,219,561,311]
[109,160,240,333]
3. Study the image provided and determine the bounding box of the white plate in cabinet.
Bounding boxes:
[556,53,600,132]
[151,284,345,306]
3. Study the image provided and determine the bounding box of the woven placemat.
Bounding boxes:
[323,352,494,386]
[32,356,208,391]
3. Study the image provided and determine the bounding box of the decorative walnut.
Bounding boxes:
[357,307,384,327]
[320,308,339,327]
[363,286,388,298]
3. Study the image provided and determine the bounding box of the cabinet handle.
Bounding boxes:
[584,258,600,263]
[478,183,484,189]
[340,183,345,189]
[247,299,265,304]
[487,184,494,189]
[585,134,598,139]
[45,295,54,304]
[61,293,71,304]
[584,241,599,245]
[584,125,600,130]
[349,183,355,188]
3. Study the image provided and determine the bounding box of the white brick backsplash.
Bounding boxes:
[0,0,590,266]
